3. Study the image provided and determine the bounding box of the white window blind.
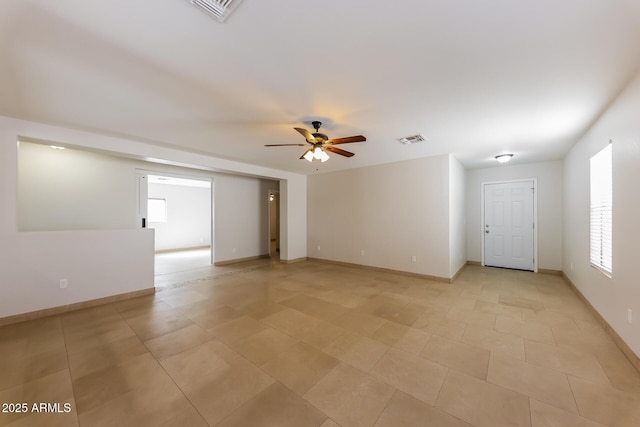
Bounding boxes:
[590,143,612,275]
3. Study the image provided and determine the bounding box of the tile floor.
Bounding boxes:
[154,248,274,288]
[1,262,640,426]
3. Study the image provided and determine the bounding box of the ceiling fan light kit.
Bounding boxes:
[265,120,366,163]
[495,154,514,164]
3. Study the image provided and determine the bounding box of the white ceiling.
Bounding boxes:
[1,0,640,175]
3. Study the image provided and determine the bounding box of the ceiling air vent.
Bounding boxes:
[189,0,244,23]
[397,134,426,145]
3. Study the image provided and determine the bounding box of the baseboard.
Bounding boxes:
[562,272,640,374]
[214,254,270,266]
[307,257,452,283]
[0,287,156,327]
[466,260,561,277]
[155,245,210,254]
[450,263,467,281]
[539,268,562,275]
[280,257,307,264]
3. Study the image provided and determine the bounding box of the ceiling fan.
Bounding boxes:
[265,121,366,162]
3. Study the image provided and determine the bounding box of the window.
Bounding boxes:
[148,198,167,223]
[590,143,612,275]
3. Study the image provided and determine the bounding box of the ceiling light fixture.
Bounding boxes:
[495,154,514,164]
[49,145,65,150]
[397,134,426,145]
[304,147,329,162]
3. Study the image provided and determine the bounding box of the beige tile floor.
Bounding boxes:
[154,248,277,289]
[2,262,640,426]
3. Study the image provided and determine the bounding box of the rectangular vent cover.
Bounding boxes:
[397,134,426,145]
[189,0,244,23]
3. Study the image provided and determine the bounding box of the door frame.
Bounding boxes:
[136,168,215,264]
[481,178,538,272]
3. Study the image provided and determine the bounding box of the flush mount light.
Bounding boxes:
[397,134,426,145]
[495,154,514,164]
[49,145,65,150]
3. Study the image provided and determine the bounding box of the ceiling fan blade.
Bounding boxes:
[326,135,366,145]
[294,127,316,142]
[326,146,355,157]
[264,143,307,147]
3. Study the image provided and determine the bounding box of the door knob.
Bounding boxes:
[485,230,489,233]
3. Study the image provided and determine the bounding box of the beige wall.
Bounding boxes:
[214,174,279,263]
[466,160,564,271]
[18,141,140,231]
[280,176,307,261]
[563,68,640,356]
[307,154,463,279]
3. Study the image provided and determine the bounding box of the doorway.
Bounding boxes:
[268,190,280,259]
[482,180,536,271]
[136,170,214,286]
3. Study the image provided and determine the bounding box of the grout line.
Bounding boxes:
[143,339,211,426]
[565,374,582,417]
[60,316,82,427]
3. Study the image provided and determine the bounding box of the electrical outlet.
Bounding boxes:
[411,255,417,262]
[59,279,68,289]
[628,309,633,324]
[232,247,236,253]
[317,245,321,251]
[360,249,365,256]
[570,262,573,270]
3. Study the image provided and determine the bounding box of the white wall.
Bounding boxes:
[307,154,453,279]
[0,116,306,319]
[0,229,154,317]
[466,161,563,271]
[449,155,467,277]
[564,68,640,357]
[1,132,153,318]
[148,182,212,251]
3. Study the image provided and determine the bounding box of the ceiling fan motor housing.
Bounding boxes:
[312,133,329,142]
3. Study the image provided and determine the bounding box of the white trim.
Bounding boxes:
[481,178,538,272]
[136,168,213,184]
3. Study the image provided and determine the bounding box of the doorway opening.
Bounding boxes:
[137,171,214,287]
[482,179,537,272]
[268,190,280,261]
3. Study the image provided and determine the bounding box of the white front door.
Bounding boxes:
[483,181,535,271]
